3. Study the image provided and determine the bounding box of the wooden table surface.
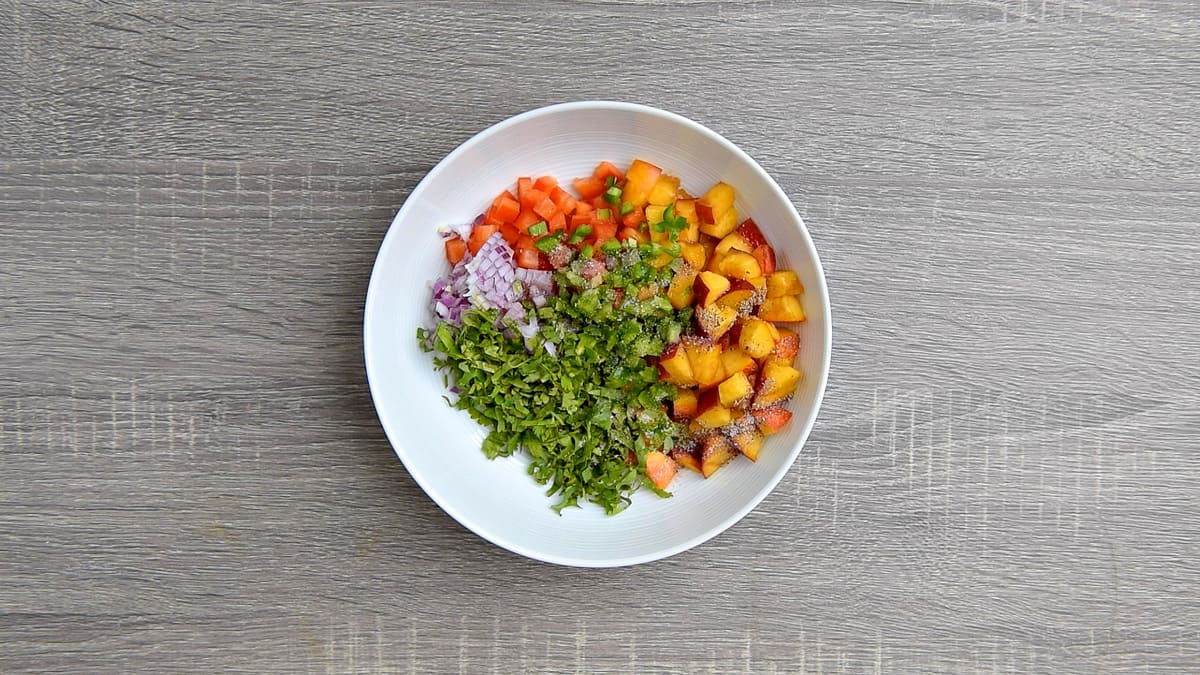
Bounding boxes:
[3,1,1198,673]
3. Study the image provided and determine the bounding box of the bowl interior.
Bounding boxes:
[364,102,831,567]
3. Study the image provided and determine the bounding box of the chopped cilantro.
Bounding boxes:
[418,243,691,514]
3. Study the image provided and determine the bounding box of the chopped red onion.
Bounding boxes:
[427,230,558,355]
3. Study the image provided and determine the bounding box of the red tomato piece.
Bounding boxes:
[532,196,559,222]
[593,160,624,184]
[516,177,533,204]
[488,192,520,224]
[618,226,645,244]
[468,223,499,255]
[521,188,548,211]
[533,175,558,194]
[515,248,541,270]
[621,206,644,229]
[572,176,606,200]
[550,186,577,215]
[512,208,540,233]
[444,236,467,265]
[591,220,617,245]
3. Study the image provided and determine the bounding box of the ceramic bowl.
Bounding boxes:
[364,101,831,567]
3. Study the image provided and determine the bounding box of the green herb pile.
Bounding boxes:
[418,240,693,514]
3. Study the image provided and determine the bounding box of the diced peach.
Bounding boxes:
[701,207,740,239]
[718,371,754,408]
[658,342,696,386]
[769,328,800,367]
[716,289,756,316]
[699,182,735,219]
[715,232,754,256]
[752,405,793,435]
[705,251,726,274]
[754,362,802,406]
[667,269,696,310]
[645,204,668,238]
[725,319,744,346]
[736,218,769,249]
[758,296,806,323]
[683,339,726,389]
[730,427,765,461]
[720,346,758,379]
[646,174,680,206]
[671,387,699,420]
[693,271,731,307]
[738,318,777,360]
[718,250,762,281]
[678,241,707,271]
[695,303,738,341]
[700,435,737,477]
[672,198,701,243]
[621,159,662,208]
[645,450,678,490]
[690,392,732,431]
[753,244,776,275]
[766,270,804,298]
[671,447,702,473]
[764,320,781,342]
[674,197,699,224]
[698,236,718,266]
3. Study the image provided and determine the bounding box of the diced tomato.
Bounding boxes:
[572,176,606,200]
[532,196,559,222]
[621,206,645,229]
[591,220,617,245]
[548,211,566,233]
[468,223,499,255]
[533,175,558,194]
[590,195,610,211]
[516,177,533,203]
[515,248,541,270]
[521,188,548,211]
[488,191,520,224]
[512,208,540,233]
[499,223,520,245]
[593,160,624,184]
[515,234,535,252]
[618,226,646,244]
[569,214,592,230]
[550,186,577,215]
[444,236,467,265]
[574,201,594,218]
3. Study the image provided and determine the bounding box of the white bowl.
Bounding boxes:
[364,101,831,567]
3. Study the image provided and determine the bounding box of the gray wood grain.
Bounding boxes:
[2,1,1199,673]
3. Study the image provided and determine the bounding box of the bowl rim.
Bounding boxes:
[363,100,833,567]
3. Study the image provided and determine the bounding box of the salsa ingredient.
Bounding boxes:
[419,159,806,513]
